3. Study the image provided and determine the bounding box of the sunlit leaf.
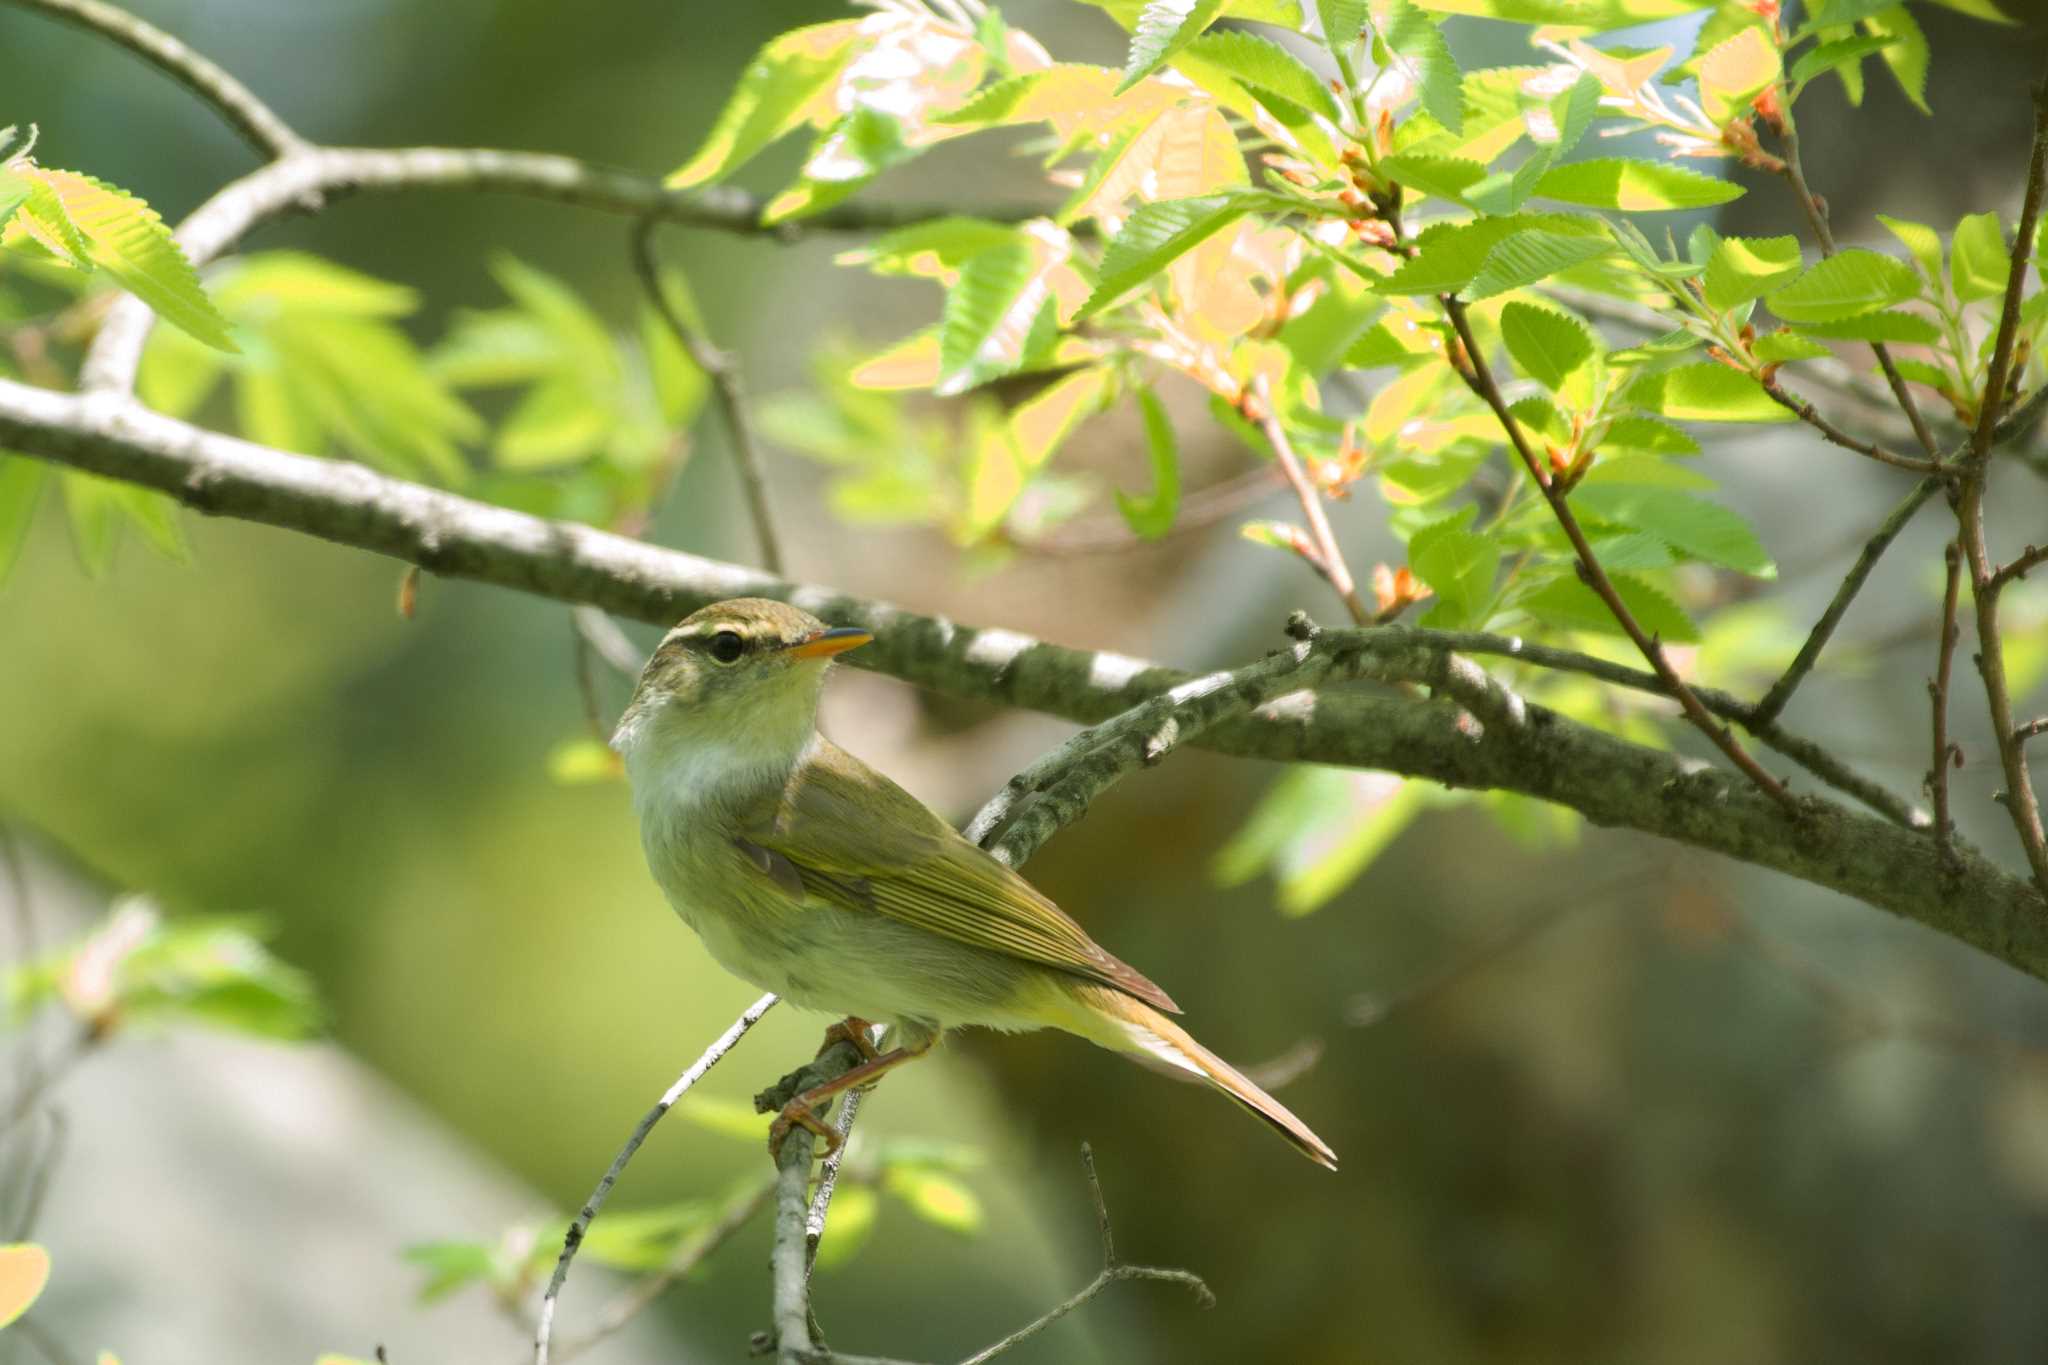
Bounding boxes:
[1866,5,1929,114]
[1534,158,1742,210]
[1183,30,1343,123]
[1877,212,1944,280]
[884,1167,984,1233]
[1409,509,1499,627]
[1765,247,1918,321]
[1696,25,1780,124]
[937,240,1055,395]
[1950,210,2010,303]
[812,1184,879,1270]
[1791,311,1941,343]
[1749,330,1832,361]
[1520,569,1699,641]
[1384,0,1463,133]
[1625,363,1791,422]
[1119,0,1227,91]
[667,21,862,188]
[1407,0,1707,24]
[1078,191,1299,317]
[1702,234,1803,310]
[1499,301,1593,391]
[0,1244,50,1329]
[1317,0,1371,45]
[1460,227,1613,300]
[1572,483,1775,576]
[1214,767,1427,914]
[1378,212,1599,296]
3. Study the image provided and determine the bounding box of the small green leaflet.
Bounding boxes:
[1791,311,1941,343]
[1789,33,1896,92]
[1117,386,1181,538]
[1460,228,1612,301]
[1077,191,1301,317]
[1866,6,1930,114]
[1317,0,1370,45]
[1521,570,1699,642]
[1547,74,1603,156]
[1949,210,2009,302]
[1625,363,1792,422]
[1877,213,1944,279]
[1377,153,1487,205]
[1749,331,1833,362]
[1765,247,1918,322]
[1119,0,1226,92]
[937,241,1047,394]
[667,21,859,189]
[1383,0,1463,134]
[1534,158,1743,211]
[1572,483,1775,576]
[1377,212,1600,296]
[1409,509,1499,628]
[1499,301,1593,390]
[1183,30,1344,123]
[1600,414,1699,457]
[1702,235,1803,310]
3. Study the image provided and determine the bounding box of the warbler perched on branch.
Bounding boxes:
[612,597,1336,1170]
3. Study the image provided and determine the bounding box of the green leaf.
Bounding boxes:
[0,1244,51,1329]
[1405,0,1706,24]
[1792,311,1941,343]
[0,457,46,585]
[1409,511,1500,627]
[1625,363,1792,421]
[1877,213,1944,279]
[1317,0,1371,45]
[667,21,860,188]
[1117,387,1181,538]
[1865,6,1929,114]
[1078,191,1298,317]
[1378,153,1487,204]
[838,217,1029,278]
[1377,212,1596,296]
[0,166,30,235]
[1950,210,2010,303]
[1499,301,1593,390]
[812,1184,879,1270]
[937,242,1051,395]
[1547,74,1603,157]
[1765,247,1919,321]
[1702,235,1803,310]
[1599,414,1700,456]
[496,378,613,469]
[1384,0,1463,133]
[1533,158,1743,210]
[1213,766,1426,914]
[1696,25,1781,124]
[1460,228,1612,301]
[1183,30,1343,123]
[1572,483,1775,576]
[402,1241,508,1304]
[1119,0,1227,92]
[32,169,236,350]
[1520,570,1698,642]
[1749,331,1833,361]
[1789,34,1895,89]
[1922,0,2010,20]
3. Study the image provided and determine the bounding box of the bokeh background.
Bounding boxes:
[6,1,2048,1362]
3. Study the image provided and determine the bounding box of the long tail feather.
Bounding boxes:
[1070,986,1338,1171]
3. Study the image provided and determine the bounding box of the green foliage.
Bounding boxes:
[1116,387,1181,538]
[8,897,322,1041]
[1765,248,1919,322]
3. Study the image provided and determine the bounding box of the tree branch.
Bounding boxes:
[631,217,784,575]
[532,992,777,1365]
[1760,376,1942,474]
[2,380,2045,977]
[1929,542,1963,852]
[1249,378,1369,625]
[6,0,305,158]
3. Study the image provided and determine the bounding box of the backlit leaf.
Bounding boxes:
[1521,569,1699,641]
[1534,158,1742,210]
[1385,0,1463,133]
[1572,483,1775,576]
[1702,234,1803,310]
[1119,0,1226,92]
[1877,213,1943,279]
[1950,210,2010,302]
[1765,247,1918,321]
[1078,191,1299,317]
[1410,511,1499,627]
[26,169,236,350]
[1625,363,1792,421]
[1183,30,1343,123]
[1460,228,1612,300]
[1500,301,1593,390]
[1866,5,1929,114]
[1117,386,1180,538]
[1696,25,1780,124]
[0,1244,51,1329]
[667,22,861,188]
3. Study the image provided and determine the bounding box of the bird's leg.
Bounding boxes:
[818,1016,882,1063]
[768,1041,931,1163]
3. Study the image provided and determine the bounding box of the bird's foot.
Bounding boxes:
[818,1016,882,1063]
[767,1097,843,1165]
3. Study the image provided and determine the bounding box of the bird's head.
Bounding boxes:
[610,598,871,766]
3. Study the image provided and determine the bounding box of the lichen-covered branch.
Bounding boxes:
[1,378,2043,983]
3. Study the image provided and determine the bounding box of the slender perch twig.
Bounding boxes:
[532,992,778,1365]
[1760,378,1941,474]
[631,217,785,576]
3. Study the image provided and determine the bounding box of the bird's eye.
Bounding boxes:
[708,630,745,664]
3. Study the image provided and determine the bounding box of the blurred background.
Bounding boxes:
[5,1,2048,1362]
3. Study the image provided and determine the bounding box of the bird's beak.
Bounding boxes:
[785,626,873,660]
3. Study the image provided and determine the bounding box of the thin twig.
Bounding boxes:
[1760,377,1941,473]
[2015,717,2048,745]
[1953,71,2048,896]
[1778,124,1943,459]
[1752,475,1942,724]
[1250,377,1369,625]
[1986,543,2048,595]
[631,218,785,576]
[7,0,305,157]
[1439,297,1799,813]
[533,992,778,1365]
[803,1083,866,1280]
[1929,542,1963,852]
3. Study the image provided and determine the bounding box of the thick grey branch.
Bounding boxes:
[2,379,2044,985]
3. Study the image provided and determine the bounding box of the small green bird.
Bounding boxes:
[612,598,1336,1170]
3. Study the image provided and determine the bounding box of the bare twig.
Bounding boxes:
[1249,377,1370,626]
[533,992,778,1365]
[1986,543,2048,595]
[631,217,785,576]
[1953,72,2048,896]
[1760,378,1942,473]
[1929,542,1963,852]
[1778,125,1943,459]
[802,1085,867,1280]
[1752,475,1942,725]
[1439,297,1799,813]
[2016,718,2048,746]
[7,0,304,157]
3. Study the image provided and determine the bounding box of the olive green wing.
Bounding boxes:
[736,741,1180,1014]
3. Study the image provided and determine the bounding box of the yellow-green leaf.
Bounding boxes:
[0,1243,51,1328]
[1766,247,1918,321]
[668,22,861,189]
[31,169,236,350]
[1950,210,2010,303]
[1534,158,1742,211]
